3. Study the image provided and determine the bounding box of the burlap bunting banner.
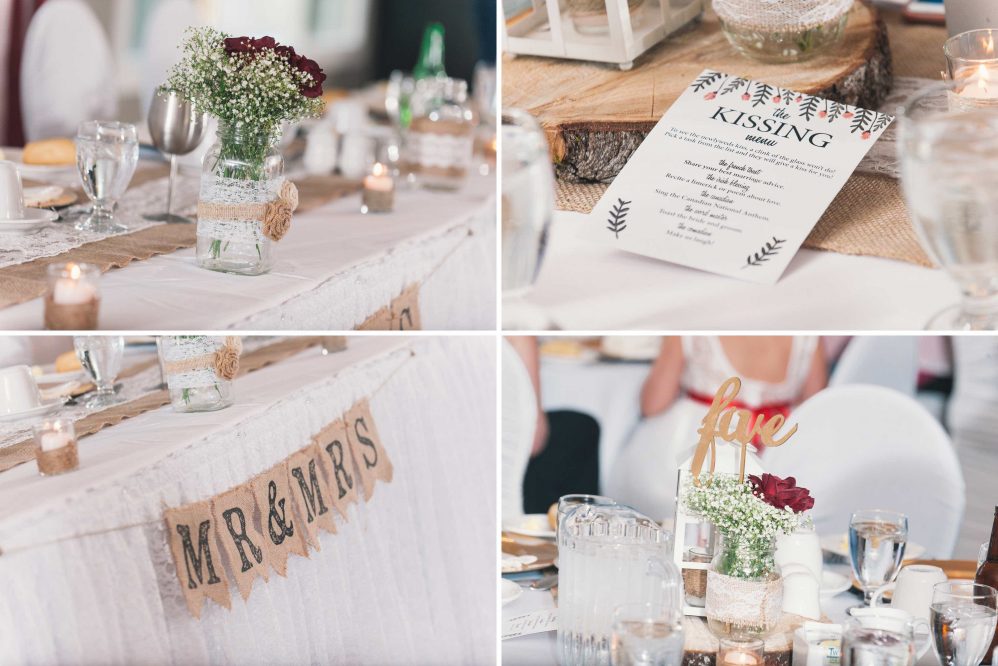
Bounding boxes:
[356,283,423,330]
[163,398,393,617]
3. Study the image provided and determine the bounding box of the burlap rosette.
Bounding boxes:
[163,336,243,382]
[197,180,299,242]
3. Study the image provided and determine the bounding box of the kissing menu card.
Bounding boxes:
[579,69,893,283]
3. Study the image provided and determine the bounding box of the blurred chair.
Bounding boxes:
[139,0,198,119]
[20,0,116,141]
[766,385,964,558]
[502,338,536,523]
[828,336,918,395]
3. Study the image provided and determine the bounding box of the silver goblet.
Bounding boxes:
[144,88,207,223]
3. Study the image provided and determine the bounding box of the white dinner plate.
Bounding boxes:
[0,207,58,234]
[503,514,556,540]
[820,570,852,599]
[821,533,927,561]
[501,578,523,606]
[0,399,66,423]
[34,368,86,385]
[2,147,77,180]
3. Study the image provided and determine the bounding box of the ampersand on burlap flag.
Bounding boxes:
[286,445,338,550]
[210,485,270,601]
[251,461,310,577]
[314,418,362,521]
[165,499,231,618]
[345,399,393,501]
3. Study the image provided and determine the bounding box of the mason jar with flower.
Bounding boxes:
[166,28,325,275]
[159,335,241,413]
[683,472,814,639]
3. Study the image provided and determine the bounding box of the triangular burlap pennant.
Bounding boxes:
[357,305,392,330]
[211,485,270,601]
[314,418,361,520]
[389,283,422,330]
[165,499,232,618]
[345,399,394,501]
[287,445,337,550]
[251,461,310,577]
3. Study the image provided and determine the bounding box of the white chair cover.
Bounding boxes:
[829,336,918,395]
[139,0,198,118]
[502,339,537,521]
[766,385,964,558]
[20,0,117,141]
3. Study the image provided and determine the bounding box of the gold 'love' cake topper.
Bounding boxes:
[690,376,797,486]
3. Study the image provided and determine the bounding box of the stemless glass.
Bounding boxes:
[73,336,124,409]
[75,121,139,233]
[610,603,685,666]
[842,616,916,666]
[897,78,998,329]
[930,582,998,666]
[849,510,908,605]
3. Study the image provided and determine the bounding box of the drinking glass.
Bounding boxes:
[897,78,998,329]
[73,336,124,409]
[943,29,998,86]
[610,603,685,666]
[75,121,139,233]
[144,88,207,223]
[386,70,416,132]
[557,494,616,542]
[842,617,916,666]
[849,510,908,605]
[930,582,998,666]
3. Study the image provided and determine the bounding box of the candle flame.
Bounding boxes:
[67,263,80,280]
[979,63,991,94]
[987,33,995,56]
[372,162,386,177]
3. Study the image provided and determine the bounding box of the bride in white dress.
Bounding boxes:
[605,336,827,522]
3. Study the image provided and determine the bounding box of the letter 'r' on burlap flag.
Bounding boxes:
[314,418,361,520]
[211,485,270,601]
[165,499,232,618]
[345,399,393,501]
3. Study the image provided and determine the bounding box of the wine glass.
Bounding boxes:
[144,88,207,223]
[897,77,998,329]
[501,108,555,329]
[849,510,908,606]
[75,121,139,233]
[73,336,124,409]
[930,582,998,666]
[610,603,685,666]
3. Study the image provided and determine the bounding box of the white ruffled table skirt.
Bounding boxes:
[0,337,496,665]
[0,173,496,330]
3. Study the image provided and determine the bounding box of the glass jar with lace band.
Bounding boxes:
[712,0,852,63]
[158,336,241,413]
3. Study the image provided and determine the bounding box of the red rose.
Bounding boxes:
[748,473,814,513]
[295,56,326,98]
[250,36,276,50]
[223,36,254,54]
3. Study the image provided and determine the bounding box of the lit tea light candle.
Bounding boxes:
[44,262,100,330]
[722,650,762,666]
[361,162,395,214]
[33,419,79,476]
[945,29,998,108]
[39,429,73,451]
[719,638,765,666]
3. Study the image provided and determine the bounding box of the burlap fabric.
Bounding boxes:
[554,10,943,268]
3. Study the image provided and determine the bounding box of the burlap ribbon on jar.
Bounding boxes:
[705,569,783,629]
[162,336,243,381]
[196,180,299,242]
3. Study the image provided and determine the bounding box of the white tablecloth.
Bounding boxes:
[0,174,496,330]
[0,336,496,665]
[505,211,958,330]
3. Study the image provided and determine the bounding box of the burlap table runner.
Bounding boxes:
[0,175,360,310]
[0,336,322,473]
[553,10,942,268]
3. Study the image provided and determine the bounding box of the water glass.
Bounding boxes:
[897,79,998,329]
[930,582,998,666]
[842,617,916,666]
[73,336,124,409]
[849,510,908,605]
[610,603,685,666]
[75,121,139,233]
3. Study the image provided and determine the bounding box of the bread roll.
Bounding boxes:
[548,503,558,530]
[55,350,82,373]
[22,138,76,166]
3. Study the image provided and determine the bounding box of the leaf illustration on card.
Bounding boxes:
[849,108,873,133]
[691,71,723,92]
[751,83,773,107]
[871,112,892,133]
[799,95,820,121]
[743,237,786,268]
[721,77,748,95]
[606,198,631,239]
[827,101,843,122]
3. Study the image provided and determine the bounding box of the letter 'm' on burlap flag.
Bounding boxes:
[389,283,422,330]
[345,399,394,501]
[251,461,309,577]
[211,485,270,601]
[287,445,337,549]
[314,418,361,520]
[165,499,231,618]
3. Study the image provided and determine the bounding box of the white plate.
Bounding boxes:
[503,514,556,539]
[820,570,852,599]
[0,207,58,233]
[0,399,65,423]
[501,578,523,606]
[34,369,86,385]
[3,148,76,179]
[821,533,927,561]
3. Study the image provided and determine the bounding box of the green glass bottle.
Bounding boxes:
[413,22,446,80]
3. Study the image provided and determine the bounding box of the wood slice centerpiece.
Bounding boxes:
[682,614,809,666]
[503,2,892,182]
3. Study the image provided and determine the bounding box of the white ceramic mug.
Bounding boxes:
[782,563,822,620]
[849,607,932,659]
[0,161,26,221]
[0,365,42,415]
[871,564,947,621]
